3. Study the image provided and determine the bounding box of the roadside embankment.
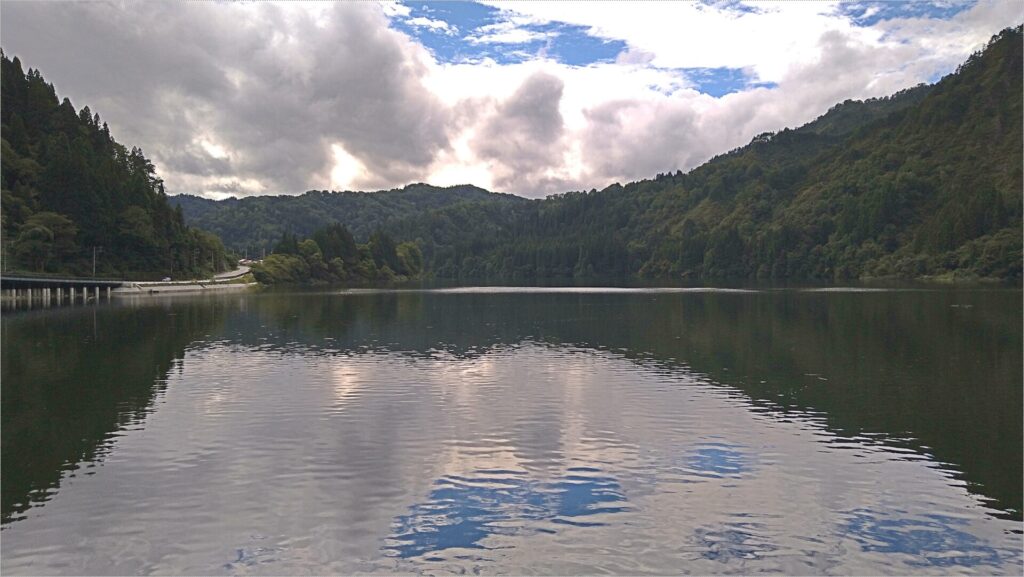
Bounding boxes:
[112,267,257,296]
[112,281,256,295]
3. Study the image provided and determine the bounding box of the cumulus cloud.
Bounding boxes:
[407,16,457,35]
[1,0,1020,198]
[467,21,553,45]
[1,1,452,195]
[472,72,570,193]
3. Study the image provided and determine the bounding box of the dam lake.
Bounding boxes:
[1,286,1021,575]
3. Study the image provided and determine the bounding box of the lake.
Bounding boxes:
[2,286,1021,575]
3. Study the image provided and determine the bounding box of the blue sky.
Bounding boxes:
[390,2,628,66]
[387,0,978,97]
[836,1,977,26]
[2,0,1017,197]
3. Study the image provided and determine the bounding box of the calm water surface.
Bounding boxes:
[2,287,1021,575]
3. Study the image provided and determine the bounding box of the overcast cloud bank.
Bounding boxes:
[2,0,1020,198]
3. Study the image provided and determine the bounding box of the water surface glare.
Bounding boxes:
[2,288,1021,575]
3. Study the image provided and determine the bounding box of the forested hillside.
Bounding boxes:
[171,185,529,255]
[180,27,1022,282]
[251,224,423,285]
[384,26,1022,281]
[1,52,229,278]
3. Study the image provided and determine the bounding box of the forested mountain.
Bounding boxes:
[186,27,1020,282]
[383,26,1022,281]
[1,52,229,278]
[171,185,529,255]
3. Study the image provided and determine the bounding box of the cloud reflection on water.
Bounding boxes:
[385,469,627,559]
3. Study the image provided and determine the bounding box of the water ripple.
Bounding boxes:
[2,319,1020,574]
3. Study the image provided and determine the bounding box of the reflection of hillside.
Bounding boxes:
[233,289,1021,519]
[628,290,1023,520]
[1,300,228,523]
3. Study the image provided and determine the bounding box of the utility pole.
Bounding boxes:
[92,246,103,277]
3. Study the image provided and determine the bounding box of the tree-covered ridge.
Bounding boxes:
[381,26,1022,281]
[794,82,932,138]
[177,27,1021,283]
[171,184,530,254]
[1,52,229,278]
[251,223,422,285]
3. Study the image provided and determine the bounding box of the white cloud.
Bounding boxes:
[479,1,868,83]
[378,1,411,18]
[421,0,1023,194]
[406,15,457,35]
[1,0,1020,198]
[466,20,553,44]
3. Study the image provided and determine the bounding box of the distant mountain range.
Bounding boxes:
[177,26,1021,281]
[171,184,529,257]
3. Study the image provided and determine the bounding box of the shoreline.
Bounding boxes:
[111,281,257,296]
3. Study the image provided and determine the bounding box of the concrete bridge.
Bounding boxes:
[1,266,252,311]
[1,274,122,308]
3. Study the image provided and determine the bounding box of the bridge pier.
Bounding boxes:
[2,278,122,310]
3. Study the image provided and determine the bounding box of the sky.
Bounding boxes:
[1,1,1021,199]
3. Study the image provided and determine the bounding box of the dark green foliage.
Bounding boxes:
[171,184,530,256]
[142,28,1024,283]
[12,211,77,271]
[378,27,1021,282]
[273,232,300,256]
[192,28,1022,282]
[312,222,358,263]
[251,222,422,285]
[0,51,229,279]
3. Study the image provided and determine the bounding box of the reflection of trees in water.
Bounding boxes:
[1,301,229,523]
[238,289,1022,519]
[2,290,1018,525]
